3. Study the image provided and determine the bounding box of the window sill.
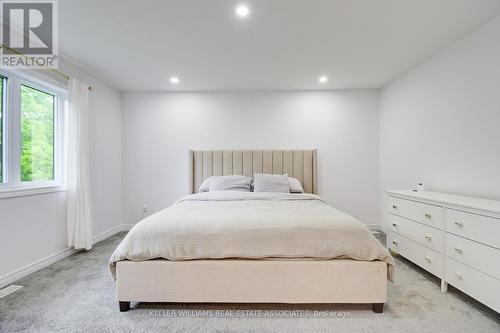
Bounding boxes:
[0,184,66,199]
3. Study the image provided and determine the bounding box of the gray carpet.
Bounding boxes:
[1,232,499,333]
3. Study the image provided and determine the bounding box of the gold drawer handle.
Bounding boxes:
[392,223,398,227]
[392,205,398,209]
[425,214,432,219]
[454,221,464,227]
[424,235,432,241]
[424,256,432,263]
[392,240,398,246]
[454,272,463,280]
[454,248,463,254]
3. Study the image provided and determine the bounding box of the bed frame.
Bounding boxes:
[116,150,388,313]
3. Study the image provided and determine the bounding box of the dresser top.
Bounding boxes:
[386,190,500,215]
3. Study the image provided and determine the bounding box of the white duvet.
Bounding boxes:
[110,191,394,279]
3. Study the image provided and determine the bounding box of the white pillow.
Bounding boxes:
[198,176,214,192]
[209,175,253,192]
[253,173,290,193]
[288,177,304,193]
[198,175,253,192]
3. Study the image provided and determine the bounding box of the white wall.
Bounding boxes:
[0,58,123,282]
[122,90,380,227]
[380,15,500,215]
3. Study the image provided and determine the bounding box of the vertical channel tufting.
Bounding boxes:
[223,151,233,176]
[213,150,223,176]
[233,150,243,175]
[242,151,253,177]
[202,151,213,181]
[253,151,263,174]
[272,150,283,174]
[263,151,273,174]
[292,150,303,183]
[193,151,203,193]
[303,150,313,193]
[283,150,293,176]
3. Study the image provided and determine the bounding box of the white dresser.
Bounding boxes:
[386,190,500,313]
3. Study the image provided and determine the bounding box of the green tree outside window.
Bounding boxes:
[20,85,55,182]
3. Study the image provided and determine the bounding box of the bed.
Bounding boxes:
[111,149,393,313]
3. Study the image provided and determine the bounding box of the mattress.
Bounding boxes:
[110,191,394,279]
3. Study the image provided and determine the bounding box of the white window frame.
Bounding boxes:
[0,74,6,184]
[0,70,67,198]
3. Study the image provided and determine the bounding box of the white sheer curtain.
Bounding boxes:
[67,78,93,250]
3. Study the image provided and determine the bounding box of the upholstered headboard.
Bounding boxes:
[188,150,318,194]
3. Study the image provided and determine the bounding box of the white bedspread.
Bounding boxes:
[110,192,394,279]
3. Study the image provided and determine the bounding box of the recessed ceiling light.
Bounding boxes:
[170,77,179,84]
[235,5,250,17]
[318,76,328,83]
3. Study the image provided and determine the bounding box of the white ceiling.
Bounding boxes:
[59,0,500,91]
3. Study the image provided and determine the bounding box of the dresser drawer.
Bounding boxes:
[445,233,500,280]
[388,231,443,278]
[388,214,443,253]
[388,196,443,229]
[445,257,500,313]
[446,209,500,249]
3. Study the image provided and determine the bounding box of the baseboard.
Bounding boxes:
[92,224,133,244]
[119,224,134,232]
[367,224,386,234]
[0,224,133,289]
[0,246,79,289]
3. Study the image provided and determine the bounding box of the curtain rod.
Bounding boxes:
[0,44,93,91]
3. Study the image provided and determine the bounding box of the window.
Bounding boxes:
[0,71,66,197]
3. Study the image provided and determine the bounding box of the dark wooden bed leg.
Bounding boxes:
[372,303,384,313]
[119,301,130,312]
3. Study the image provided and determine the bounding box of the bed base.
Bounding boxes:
[118,301,383,313]
[116,259,387,313]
